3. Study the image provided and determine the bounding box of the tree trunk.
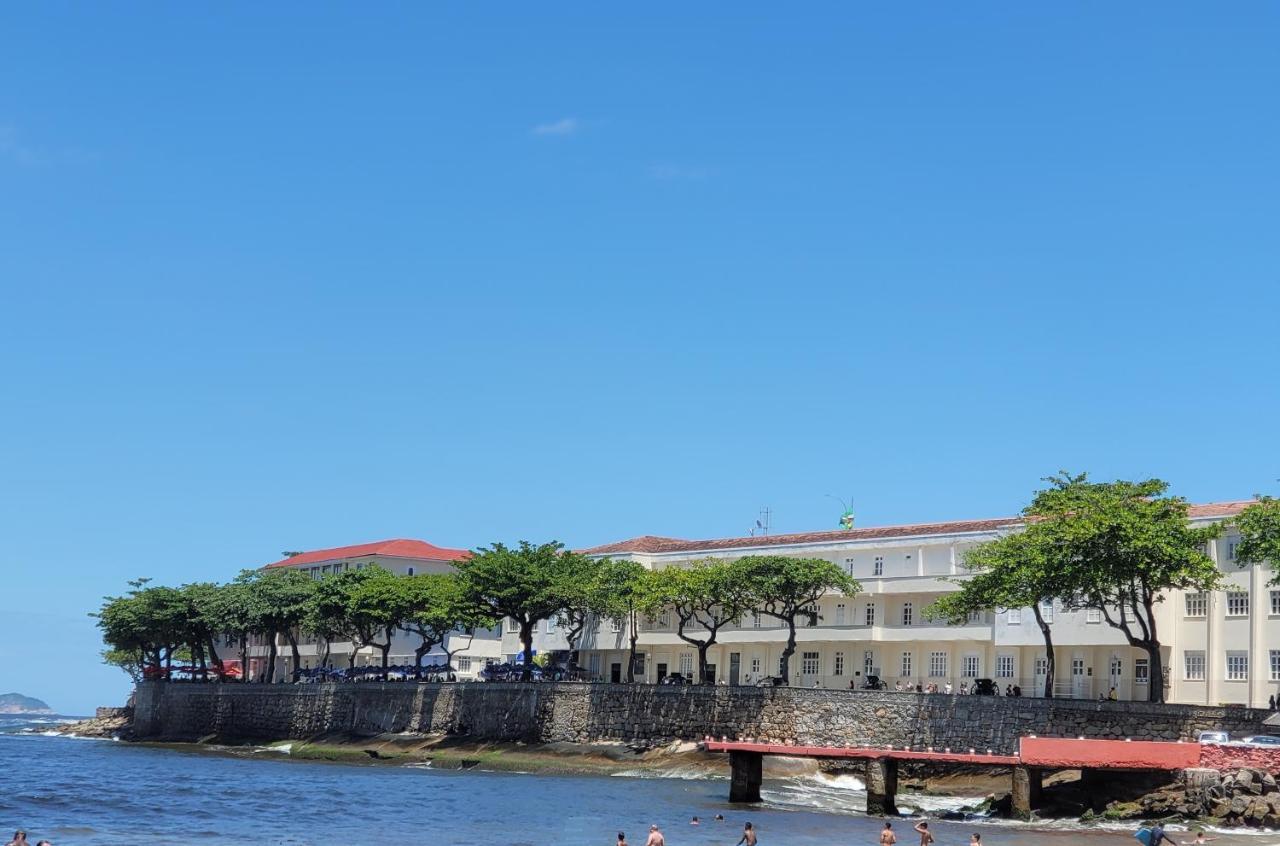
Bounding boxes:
[520,621,534,681]
[285,631,302,682]
[780,615,798,685]
[205,637,225,679]
[1032,603,1055,699]
[698,642,713,685]
[627,613,638,684]
[319,638,331,668]
[265,633,278,684]
[1145,642,1164,703]
[239,636,249,684]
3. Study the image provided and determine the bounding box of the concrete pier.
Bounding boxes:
[729,750,763,803]
[1011,765,1043,820]
[865,758,899,816]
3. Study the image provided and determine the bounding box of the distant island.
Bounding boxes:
[0,693,53,714]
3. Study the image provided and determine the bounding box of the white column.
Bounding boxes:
[1207,545,1224,706]
[1252,563,1266,708]
[917,546,926,577]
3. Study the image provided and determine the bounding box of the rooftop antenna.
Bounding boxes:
[825,494,856,530]
[750,506,772,537]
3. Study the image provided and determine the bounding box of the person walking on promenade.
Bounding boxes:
[736,821,757,845]
[914,821,934,846]
[645,824,665,846]
[880,822,897,846]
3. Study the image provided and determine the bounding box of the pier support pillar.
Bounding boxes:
[865,758,899,816]
[1011,766,1043,820]
[729,751,763,803]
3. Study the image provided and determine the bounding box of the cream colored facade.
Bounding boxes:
[576,501,1276,705]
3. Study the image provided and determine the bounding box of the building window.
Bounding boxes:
[900,651,913,678]
[750,657,761,675]
[1271,651,1280,682]
[1271,591,1280,616]
[962,655,980,678]
[865,602,876,626]
[1184,651,1205,681]
[844,556,855,577]
[966,611,983,625]
[610,617,622,633]
[1039,600,1054,623]
[1185,593,1207,617]
[457,656,472,672]
[1135,658,1149,685]
[835,603,846,625]
[633,653,646,677]
[1035,656,1049,678]
[902,603,913,627]
[864,650,875,677]
[803,605,819,627]
[406,567,414,576]
[1227,592,1250,617]
[929,652,947,678]
[802,652,820,675]
[873,556,884,576]
[1228,541,1240,561]
[1227,651,1249,681]
[996,654,1014,679]
[1085,608,1102,624]
[589,653,602,678]
[679,653,693,676]
[506,618,520,634]
[752,611,762,629]
[1007,608,1021,625]
[546,617,558,634]
[833,652,845,676]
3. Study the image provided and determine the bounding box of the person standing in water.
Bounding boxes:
[644,824,665,846]
[6,832,28,846]
[736,821,757,845]
[880,822,897,846]
[914,822,934,846]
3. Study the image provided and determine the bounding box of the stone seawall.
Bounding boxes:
[132,682,1270,752]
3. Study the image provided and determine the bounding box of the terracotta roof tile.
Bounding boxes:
[263,539,469,569]
[581,500,1254,557]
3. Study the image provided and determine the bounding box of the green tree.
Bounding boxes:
[650,559,759,685]
[205,578,258,682]
[737,556,860,684]
[554,555,606,661]
[455,541,590,681]
[1028,472,1222,702]
[401,572,492,669]
[238,567,317,683]
[345,566,415,676]
[94,579,190,678]
[1236,496,1280,581]
[591,558,658,683]
[929,530,1062,697]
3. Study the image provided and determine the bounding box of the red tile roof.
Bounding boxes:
[580,500,1255,557]
[264,539,469,569]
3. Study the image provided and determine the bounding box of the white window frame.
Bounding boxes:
[1134,658,1149,685]
[1227,591,1250,617]
[610,617,622,633]
[1271,591,1280,617]
[962,654,980,678]
[678,653,693,676]
[996,654,1014,679]
[546,617,558,634]
[1007,608,1022,625]
[801,652,820,675]
[1271,650,1280,682]
[1039,600,1054,623]
[873,556,884,576]
[864,650,875,677]
[1227,651,1249,681]
[835,603,846,625]
[1085,607,1102,624]
[902,602,913,627]
[1185,593,1207,618]
[833,651,845,676]
[1184,650,1205,681]
[864,602,876,627]
[928,651,947,678]
[457,656,472,673]
[900,651,913,678]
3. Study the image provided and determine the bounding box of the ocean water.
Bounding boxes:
[0,714,1265,846]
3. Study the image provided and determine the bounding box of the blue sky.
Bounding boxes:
[1,4,1277,714]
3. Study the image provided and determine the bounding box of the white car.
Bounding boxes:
[1196,730,1229,744]
[1242,735,1280,747]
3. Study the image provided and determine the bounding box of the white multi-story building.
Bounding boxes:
[222,539,502,681]
[573,500,1275,706]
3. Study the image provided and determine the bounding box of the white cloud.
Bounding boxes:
[532,117,579,137]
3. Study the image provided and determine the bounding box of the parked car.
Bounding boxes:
[660,673,690,686]
[755,675,785,687]
[861,675,887,690]
[1196,730,1230,744]
[1242,735,1280,746]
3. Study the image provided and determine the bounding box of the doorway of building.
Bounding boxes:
[1072,658,1088,699]
[610,663,622,683]
[656,662,668,683]
[729,653,741,686]
[703,663,717,684]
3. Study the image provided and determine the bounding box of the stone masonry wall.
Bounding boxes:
[132,682,1270,753]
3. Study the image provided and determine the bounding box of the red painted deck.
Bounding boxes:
[703,737,1200,771]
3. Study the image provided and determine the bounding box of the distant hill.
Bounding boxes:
[0,693,53,714]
